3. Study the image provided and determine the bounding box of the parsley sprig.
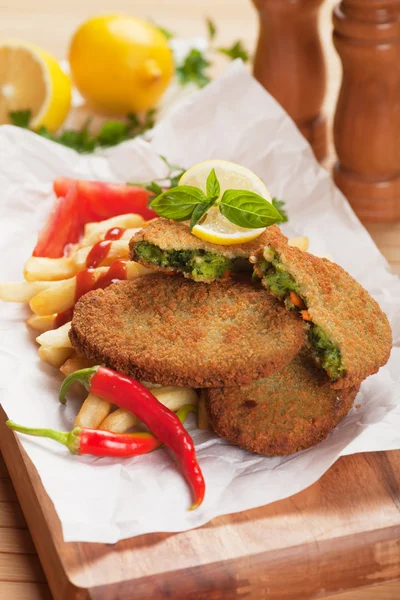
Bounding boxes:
[169,17,250,89]
[8,110,156,154]
[150,169,283,230]
[129,156,186,195]
[271,198,288,223]
[176,49,211,88]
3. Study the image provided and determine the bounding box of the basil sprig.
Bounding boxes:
[150,169,283,231]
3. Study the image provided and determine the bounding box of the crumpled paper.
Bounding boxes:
[0,61,399,543]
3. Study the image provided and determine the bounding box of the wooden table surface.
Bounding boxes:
[1,1,399,599]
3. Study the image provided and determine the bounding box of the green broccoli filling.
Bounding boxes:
[134,241,233,282]
[259,252,344,380]
[308,325,345,381]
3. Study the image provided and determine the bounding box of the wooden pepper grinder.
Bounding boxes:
[252,0,327,161]
[333,0,400,222]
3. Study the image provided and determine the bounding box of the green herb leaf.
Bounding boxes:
[218,40,249,62]
[141,109,157,132]
[206,169,220,199]
[8,108,156,153]
[159,155,186,187]
[156,24,174,40]
[190,200,214,230]
[150,185,207,221]
[176,49,211,88]
[9,110,31,128]
[145,181,163,196]
[206,18,217,41]
[97,121,129,146]
[271,198,288,223]
[219,190,282,228]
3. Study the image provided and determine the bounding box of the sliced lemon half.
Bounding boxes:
[0,40,72,132]
[179,159,271,245]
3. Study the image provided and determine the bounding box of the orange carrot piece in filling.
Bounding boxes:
[289,290,306,309]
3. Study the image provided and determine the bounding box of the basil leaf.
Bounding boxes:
[219,190,283,228]
[190,200,215,230]
[206,169,220,200]
[150,185,206,221]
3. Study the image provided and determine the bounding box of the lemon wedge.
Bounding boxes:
[0,40,72,131]
[179,159,272,245]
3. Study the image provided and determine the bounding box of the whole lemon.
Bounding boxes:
[69,14,175,115]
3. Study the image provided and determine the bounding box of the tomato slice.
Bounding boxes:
[33,184,81,258]
[53,178,156,222]
[33,179,156,258]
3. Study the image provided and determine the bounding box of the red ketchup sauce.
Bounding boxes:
[85,227,125,269]
[54,228,127,328]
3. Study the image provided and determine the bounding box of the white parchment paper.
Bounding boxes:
[1,61,400,543]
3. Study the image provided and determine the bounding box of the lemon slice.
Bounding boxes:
[179,159,271,245]
[0,40,72,132]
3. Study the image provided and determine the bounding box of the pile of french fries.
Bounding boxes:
[0,212,205,433]
[0,209,312,435]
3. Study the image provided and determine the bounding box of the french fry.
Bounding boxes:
[74,393,112,429]
[288,236,309,252]
[0,280,60,303]
[29,262,151,316]
[152,387,198,411]
[29,273,99,316]
[24,240,130,281]
[82,214,144,244]
[60,354,96,376]
[80,227,142,248]
[98,408,138,433]
[24,256,76,282]
[36,322,72,348]
[38,345,73,368]
[27,314,56,333]
[198,391,210,430]
[98,387,198,433]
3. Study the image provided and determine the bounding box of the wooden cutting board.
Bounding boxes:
[1,405,399,600]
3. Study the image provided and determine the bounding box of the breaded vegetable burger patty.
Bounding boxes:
[206,352,359,456]
[70,274,305,387]
[130,218,283,283]
[252,232,392,388]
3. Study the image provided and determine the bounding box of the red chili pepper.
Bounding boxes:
[6,405,196,459]
[59,367,205,510]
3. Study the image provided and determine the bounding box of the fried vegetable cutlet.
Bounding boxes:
[70,274,305,388]
[129,218,283,283]
[252,231,392,388]
[206,351,359,456]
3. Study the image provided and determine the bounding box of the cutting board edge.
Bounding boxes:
[1,403,400,600]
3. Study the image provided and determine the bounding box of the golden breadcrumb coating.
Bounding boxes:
[70,274,305,387]
[206,351,359,456]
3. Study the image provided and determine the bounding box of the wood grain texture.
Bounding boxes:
[0,527,36,554]
[1,406,400,600]
[0,0,399,599]
[0,582,52,600]
[252,0,327,160]
[333,0,400,222]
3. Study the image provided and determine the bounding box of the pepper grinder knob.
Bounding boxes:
[252,0,327,161]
